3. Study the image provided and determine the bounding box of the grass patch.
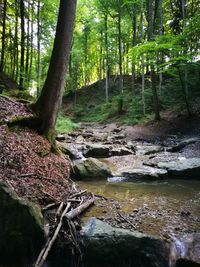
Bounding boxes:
[56,112,80,133]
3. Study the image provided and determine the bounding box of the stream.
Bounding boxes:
[78,179,200,238]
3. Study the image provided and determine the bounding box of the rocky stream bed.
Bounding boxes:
[55,122,200,267]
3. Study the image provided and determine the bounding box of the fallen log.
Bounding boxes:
[65,197,95,220]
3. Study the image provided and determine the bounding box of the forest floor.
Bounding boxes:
[0,94,200,246]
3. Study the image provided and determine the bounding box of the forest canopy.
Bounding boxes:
[0,0,200,122]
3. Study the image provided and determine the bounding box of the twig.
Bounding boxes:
[70,189,87,199]
[117,212,136,229]
[55,202,64,222]
[42,202,59,211]
[41,190,58,202]
[34,202,71,267]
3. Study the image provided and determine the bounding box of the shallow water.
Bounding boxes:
[78,179,200,236]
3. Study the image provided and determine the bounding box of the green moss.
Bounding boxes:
[0,182,44,265]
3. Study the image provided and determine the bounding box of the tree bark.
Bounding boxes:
[35,0,77,134]
[37,0,41,97]
[105,14,109,102]
[19,0,25,89]
[118,10,123,94]
[0,0,7,72]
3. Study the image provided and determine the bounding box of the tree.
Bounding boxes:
[35,0,77,137]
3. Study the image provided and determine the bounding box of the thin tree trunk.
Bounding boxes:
[19,0,25,89]
[131,2,137,95]
[28,0,34,88]
[14,0,19,82]
[105,14,109,102]
[99,30,103,81]
[118,11,123,94]
[158,0,163,94]
[0,0,7,72]
[140,0,145,115]
[36,0,77,134]
[37,0,41,97]
[148,0,160,120]
[25,0,30,85]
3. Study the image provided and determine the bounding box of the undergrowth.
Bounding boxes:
[56,112,80,133]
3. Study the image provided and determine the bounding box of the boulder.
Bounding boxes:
[72,158,111,179]
[83,144,110,158]
[121,166,168,180]
[110,147,133,156]
[81,218,169,267]
[135,145,164,155]
[157,158,200,178]
[170,233,200,267]
[0,182,44,265]
[58,142,83,160]
[169,137,200,152]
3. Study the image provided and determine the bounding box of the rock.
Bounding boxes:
[72,158,111,179]
[81,218,169,267]
[58,142,83,160]
[56,134,66,141]
[76,135,85,143]
[0,182,44,265]
[169,137,200,152]
[157,158,200,178]
[121,166,168,180]
[83,144,110,158]
[135,145,164,155]
[170,233,200,267]
[110,147,133,156]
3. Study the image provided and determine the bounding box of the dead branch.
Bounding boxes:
[55,202,64,221]
[117,212,136,229]
[34,202,71,267]
[70,189,87,199]
[42,202,59,211]
[65,197,95,220]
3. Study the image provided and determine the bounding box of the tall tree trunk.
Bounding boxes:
[25,0,30,84]
[36,0,77,134]
[118,11,123,94]
[105,14,109,102]
[99,30,103,81]
[19,0,25,89]
[14,0,19,82]
[148,0,160,120]
[158,0,163,94]
[37,0,41,97]
[140,0,146,115]
[131,2,137,95]
[0,0,7,72]
[28,0,34,88]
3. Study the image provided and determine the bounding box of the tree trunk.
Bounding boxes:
[105,14,109,102]
[14,0,19,82]
[0,0,7,72]
[35,0,77,134]
[140,0,146,115]
[131,2,137,95]
[28,0,34,88]
[148,0,160,120]
[118,11,123,94]
[19,0,25,89]
[37,0,41,97]
[25,0,30,84]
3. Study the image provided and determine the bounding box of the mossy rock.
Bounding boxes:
[73,158,111,180]
[0,182,44,265]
